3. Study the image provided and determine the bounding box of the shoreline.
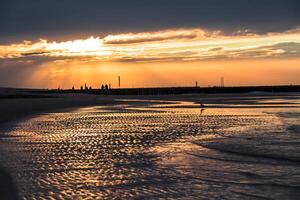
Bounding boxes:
[1,92,300,127]
[0,94,118,125]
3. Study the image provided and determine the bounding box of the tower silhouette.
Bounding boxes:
[220,77,225,87]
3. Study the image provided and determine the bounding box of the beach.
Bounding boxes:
[2,0,300,199]
[0,93,300,199]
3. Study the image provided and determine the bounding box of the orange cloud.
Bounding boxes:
[102,29,220,44]
[1,28,300,62]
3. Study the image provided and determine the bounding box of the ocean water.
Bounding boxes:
[0,96,300,199]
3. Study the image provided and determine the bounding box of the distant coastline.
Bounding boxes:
[32,85,300,95]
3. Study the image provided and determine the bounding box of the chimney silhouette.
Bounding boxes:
[220,77,224,87]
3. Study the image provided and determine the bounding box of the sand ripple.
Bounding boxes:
[0,101,299,199]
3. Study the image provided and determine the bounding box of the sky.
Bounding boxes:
[0,0,300,88]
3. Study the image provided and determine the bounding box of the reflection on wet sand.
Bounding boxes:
[0,96,300,199]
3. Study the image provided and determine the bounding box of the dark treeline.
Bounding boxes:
[35,85,300,95]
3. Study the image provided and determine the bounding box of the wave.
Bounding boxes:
[194,138,300,164]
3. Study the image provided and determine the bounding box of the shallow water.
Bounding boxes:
[0,96,300,199]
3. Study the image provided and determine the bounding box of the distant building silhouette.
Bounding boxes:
[220,77,225,87]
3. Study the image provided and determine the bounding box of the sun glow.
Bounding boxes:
[45,37,110,56]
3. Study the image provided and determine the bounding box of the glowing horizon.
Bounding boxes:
[1,28,300,88]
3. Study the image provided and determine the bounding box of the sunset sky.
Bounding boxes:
[0,0,300,88]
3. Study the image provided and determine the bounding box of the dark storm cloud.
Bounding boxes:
[0,0,300,43]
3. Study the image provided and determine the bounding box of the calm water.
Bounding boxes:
[0,96,300,199]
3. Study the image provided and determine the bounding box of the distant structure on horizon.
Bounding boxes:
[220,77,225,87]
[118,76,121,88]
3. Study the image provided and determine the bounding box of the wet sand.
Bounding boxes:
[0,92,299,123]
[0,93,300,199]
[0,93,119,124]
